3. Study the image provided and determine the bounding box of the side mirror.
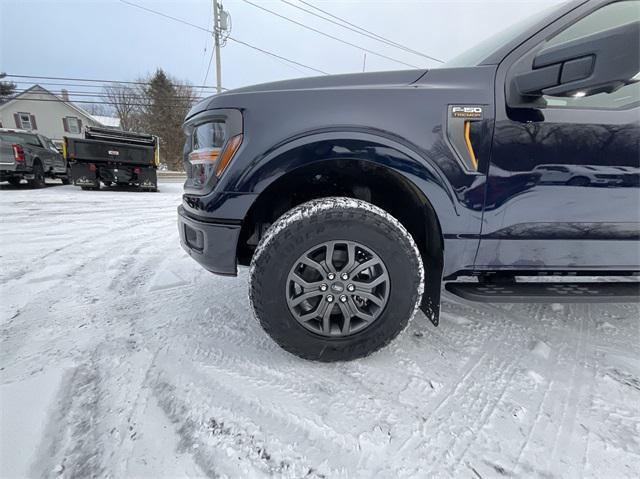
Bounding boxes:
[512,20,639,100]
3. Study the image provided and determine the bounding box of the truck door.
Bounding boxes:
[476,1,640,272]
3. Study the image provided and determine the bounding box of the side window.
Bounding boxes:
[41,136,58,152]
[63,116,82,134]
[26,135,43,147]
[19,113,33,130]
[543,0,640,110]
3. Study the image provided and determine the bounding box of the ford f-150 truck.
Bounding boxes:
[0,129,69,187]
[178,0,640,361]
[65,126,159,191]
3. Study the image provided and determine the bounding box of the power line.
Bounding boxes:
[199,1,215,98]
[6,97,198,107]
[6,73,223,90]
[240,0,421,69]
[118,0,328,75]
[11,80,131,90]
[201,49,216,90]
[10,80,222,98]
[286,0,444,64]
[119,0,210,32]
[11,88,205,101]
[225,36,328,75]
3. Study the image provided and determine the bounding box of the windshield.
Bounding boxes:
[443,3,565,67]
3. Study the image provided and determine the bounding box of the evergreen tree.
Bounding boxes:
[139,69,195,171]
[0,81,17,102]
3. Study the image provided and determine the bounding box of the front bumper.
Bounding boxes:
[177,205,241,276]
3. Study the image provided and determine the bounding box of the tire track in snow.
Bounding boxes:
[155,304,402,474]
[432,301,576,477]
[391,300,533,475]
[548,304,591,473]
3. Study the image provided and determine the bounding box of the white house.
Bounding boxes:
[0,85,120,146]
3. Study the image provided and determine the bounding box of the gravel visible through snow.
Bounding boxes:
[1,182,639,478]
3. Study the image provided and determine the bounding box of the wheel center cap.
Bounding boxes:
[330,282,344,293]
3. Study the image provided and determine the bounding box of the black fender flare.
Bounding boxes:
[234,127,460,221]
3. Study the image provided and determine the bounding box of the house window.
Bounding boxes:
[19,113,33,130]
[66,117,81,134]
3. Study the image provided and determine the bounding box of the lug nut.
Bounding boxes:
[347,284,355,292]
[326,295,334,302]
[340,295,347,303]
[341,273,348,280]
[328,273,335,280]
[320,284,328,292]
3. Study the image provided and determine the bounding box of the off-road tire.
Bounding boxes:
[29,161,46,188]
[250,197,424,362]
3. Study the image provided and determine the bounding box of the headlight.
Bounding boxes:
[185,113,243,189]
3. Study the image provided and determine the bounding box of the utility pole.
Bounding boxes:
[213,0,222,94]
[212,1,230,94]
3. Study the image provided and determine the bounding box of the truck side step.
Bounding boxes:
[445,281,640,303]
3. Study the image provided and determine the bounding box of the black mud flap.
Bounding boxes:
[420,246,443,327]
[445,281,640,303]
[420,288,441,326]
[70,163,99,187]
[138,167,158,191]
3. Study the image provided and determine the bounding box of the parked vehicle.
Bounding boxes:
[179,0,640,361]
[64,126,159,191]
[0,128,69,187]
[534,164,639,187]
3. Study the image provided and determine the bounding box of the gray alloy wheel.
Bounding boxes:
[286,240,390,337]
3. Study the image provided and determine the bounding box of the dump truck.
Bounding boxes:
[64,126,159,191]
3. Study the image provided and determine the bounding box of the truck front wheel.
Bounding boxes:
[249,197,424,361]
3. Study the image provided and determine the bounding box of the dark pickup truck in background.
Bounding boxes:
[64,126,159,191]
[179,0,640,361]
[0,128,69,187]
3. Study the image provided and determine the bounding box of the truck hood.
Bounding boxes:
[187,69,428,119]
[228,69,427,94]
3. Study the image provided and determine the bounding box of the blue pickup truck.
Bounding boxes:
[178,0,639,361]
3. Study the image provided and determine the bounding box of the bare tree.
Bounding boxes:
[103,83,143,131]
[83,102,111,117]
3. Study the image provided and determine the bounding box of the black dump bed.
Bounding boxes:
[65,127,157,166]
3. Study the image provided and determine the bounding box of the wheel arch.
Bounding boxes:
[238,132,447,324]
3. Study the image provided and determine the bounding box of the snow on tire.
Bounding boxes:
[249,197,424,362]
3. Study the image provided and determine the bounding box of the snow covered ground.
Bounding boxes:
[1,181,638,478]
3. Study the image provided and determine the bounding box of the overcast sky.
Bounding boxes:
[1,0,564,102]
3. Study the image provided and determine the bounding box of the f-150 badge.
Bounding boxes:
[451,106,483,119]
